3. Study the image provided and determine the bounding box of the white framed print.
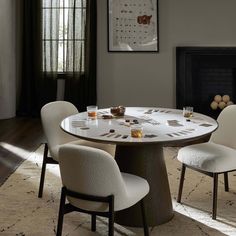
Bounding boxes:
[108,0,159,52]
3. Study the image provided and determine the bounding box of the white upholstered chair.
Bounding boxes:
[177,105,236,219]
[38,101,115,198]
[57,144,150,236]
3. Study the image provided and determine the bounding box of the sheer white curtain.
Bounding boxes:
[42,0,86,74]
[42,0,86,101]
[66,0,86,72]
[42,0,60,73]
[41,0,96,111]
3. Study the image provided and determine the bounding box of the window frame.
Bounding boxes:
[42,0,86,75]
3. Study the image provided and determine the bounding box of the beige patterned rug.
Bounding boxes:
[0,145,236,236]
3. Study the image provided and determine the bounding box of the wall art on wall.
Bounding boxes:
[108,0,159,52]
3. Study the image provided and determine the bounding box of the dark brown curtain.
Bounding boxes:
[17,0,57,116]
[64,0,97,112]
[18,0,96,115]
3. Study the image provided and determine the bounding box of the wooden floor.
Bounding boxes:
[0,117,44,185]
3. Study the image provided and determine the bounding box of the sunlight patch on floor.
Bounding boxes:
[0,142,31,159]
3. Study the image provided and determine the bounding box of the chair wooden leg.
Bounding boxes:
[91,214,96,232]
[56,187,66,236]
[140,199,149,236]
[177,164,186,203]
[108,195,114,236]
[212,173,218,220]
[38,143,48,198]
[224,172,229,192]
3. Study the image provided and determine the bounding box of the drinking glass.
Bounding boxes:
[183,106,193,118]
[130,124,143,138]
[87,106,98,119]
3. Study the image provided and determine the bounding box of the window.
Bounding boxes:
[42,0,86,73]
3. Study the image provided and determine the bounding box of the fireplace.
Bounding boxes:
[176,47,236,118]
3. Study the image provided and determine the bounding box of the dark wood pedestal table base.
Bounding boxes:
[61,107,218,227]
[115,144,173,226]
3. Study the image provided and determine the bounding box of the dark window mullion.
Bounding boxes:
[73,0,76,72]
[50,0,53,71]
[63,0,65,72]
[43,7,46,71]
[79,0,84,71]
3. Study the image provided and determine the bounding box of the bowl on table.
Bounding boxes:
[110,106,126,117]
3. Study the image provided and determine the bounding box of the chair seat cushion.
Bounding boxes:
[50,140,115,161]
[68,172,149,212]
[177,142,236,173]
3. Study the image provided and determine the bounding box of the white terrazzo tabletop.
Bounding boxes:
[61,107,218,145]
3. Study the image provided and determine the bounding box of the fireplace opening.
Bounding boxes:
[176,47,236,118]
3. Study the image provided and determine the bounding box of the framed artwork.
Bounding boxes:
[108,0,159,52]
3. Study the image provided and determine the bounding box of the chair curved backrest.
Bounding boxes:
[210,105,236,149]
[58,144,128,212]
[41,101,78,154]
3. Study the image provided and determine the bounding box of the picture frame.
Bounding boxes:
[107,0,159,52]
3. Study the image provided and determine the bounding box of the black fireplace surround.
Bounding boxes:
[176,47,236,118]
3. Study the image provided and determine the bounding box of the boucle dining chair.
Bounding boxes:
[177,105,236,219]
[38,101,115,198]
[57,144,150,236]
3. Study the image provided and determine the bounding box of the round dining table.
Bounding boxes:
[61,107,218,227]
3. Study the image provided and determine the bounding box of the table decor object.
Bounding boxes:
[110,106,126,116]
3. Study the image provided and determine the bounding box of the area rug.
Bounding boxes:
[0,145,236,236]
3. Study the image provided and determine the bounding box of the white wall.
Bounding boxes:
[0,0,16,119]
[97,0,236,108]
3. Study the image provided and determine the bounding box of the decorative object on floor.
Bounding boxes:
[108,0,159,52]
[210,94,234,110]
[177,105,236,220]
[57,144,149,236]
[0,145,236,235]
